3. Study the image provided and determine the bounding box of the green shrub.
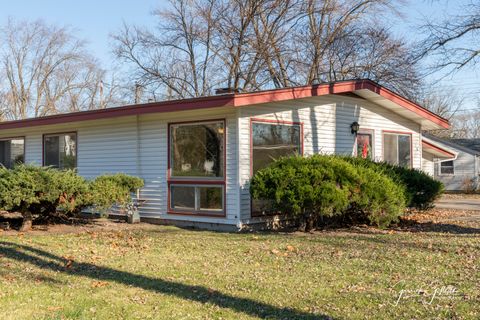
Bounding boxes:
[0,165,144,229]
[347,164,407,227]
[250,155,406,229]
[341,157,444,209]
[84,174,144,211]
[0,165,88,215]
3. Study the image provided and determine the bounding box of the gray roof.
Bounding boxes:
[450,139,480,153]
[423,133,480,155]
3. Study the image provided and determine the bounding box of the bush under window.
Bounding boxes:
[250,155,407,230]
[0,165,144,230]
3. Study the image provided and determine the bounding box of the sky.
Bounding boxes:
[0,0,163,66]
[0,0,478,111]
[391,0,480,113]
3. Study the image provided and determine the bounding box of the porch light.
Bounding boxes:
[350,121,360,135]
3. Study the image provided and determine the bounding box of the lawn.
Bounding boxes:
[0,211,479,319]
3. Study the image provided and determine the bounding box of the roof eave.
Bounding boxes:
[0,79,449,131]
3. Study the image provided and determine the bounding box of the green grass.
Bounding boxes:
[0,225,479,319]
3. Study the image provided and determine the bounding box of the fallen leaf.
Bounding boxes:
[65,259,74,269]
[91,281,109,288]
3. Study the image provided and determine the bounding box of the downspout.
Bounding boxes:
[135,114,141,200]
[235,110,243,230]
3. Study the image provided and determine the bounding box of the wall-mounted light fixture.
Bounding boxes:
[350,121,360,135]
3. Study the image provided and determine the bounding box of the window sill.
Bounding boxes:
[167,210,226,218]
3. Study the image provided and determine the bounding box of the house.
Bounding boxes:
[423,134,479,191]
[0,79,453,230]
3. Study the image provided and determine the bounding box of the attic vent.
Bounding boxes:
[215,88,240,95]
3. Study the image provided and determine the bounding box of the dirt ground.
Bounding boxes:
[0,218,160,236]
[1,206,479,236]
[441,193,480,200]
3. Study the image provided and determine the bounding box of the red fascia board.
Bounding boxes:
[232,80,365,106]
[232,80,450,129]
[360,81,450,129]
[0,94,234,130]
[0,79,449,130]
[422,140,456,158]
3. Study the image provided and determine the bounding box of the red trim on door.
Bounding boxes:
[354,128,375,158]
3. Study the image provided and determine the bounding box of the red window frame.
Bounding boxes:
[249,118,304,177]
[249,118,304,217]
[167,119,226,217]
[381,130,413,168]
[355,128,375,159]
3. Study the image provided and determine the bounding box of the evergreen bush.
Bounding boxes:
[0,165,144,230]
[250,155,406,230]
[341,156,444,209]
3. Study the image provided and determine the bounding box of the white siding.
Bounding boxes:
[422,151,435,176]
[0,94,430,226]
[0,108,240,226]
[238,95,422,220]
[434,146,479,191]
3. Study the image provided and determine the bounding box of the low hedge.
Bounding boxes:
[0,165,144,230]
[86,173,144,211]
[341,157,444,209]
[250,155,407,229]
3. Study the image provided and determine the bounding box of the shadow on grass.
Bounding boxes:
[396,220,480,234]
[0,241,331,320]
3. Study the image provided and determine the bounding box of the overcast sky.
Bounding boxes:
[1,0,478,110]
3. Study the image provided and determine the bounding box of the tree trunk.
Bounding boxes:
[299,212,316,232]
[20,211,32,232]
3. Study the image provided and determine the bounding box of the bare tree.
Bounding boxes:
[113,0,417,100]
[113,0,220,100]
[0,19,118,120]
[317,26,421,99]
[449,109,480,138]
[417,1,480,74]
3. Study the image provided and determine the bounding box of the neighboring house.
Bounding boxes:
[424,134,480,191]
[0,79,453,230]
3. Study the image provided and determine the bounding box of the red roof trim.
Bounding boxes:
[422,140,456,157]
[0,79,449,130]
[359,81,450,129]
[232,80,449,129]
[0,95,235,130]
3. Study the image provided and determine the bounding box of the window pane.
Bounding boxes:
[199,187,223,211]
[441,161,454,174]
[0,139,24,169]
[356,133,373,159]
[383,134,398,165]
[60,134,77,169]
[44,136,60,168]
[0,141,8,167]
[171,122,224,177]
[252,122,301,173]
[398,135,411,168]
[10,139,24,166]
[171,186,195,211]
[44,134,77,169]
